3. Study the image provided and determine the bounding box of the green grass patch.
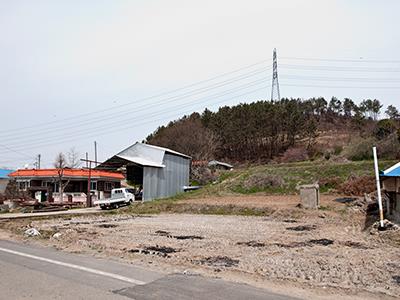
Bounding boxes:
[221,160,396,195]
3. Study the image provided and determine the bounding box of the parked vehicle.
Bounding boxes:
[94,188,135,209]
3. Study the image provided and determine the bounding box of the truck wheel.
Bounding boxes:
[100,205,106,210]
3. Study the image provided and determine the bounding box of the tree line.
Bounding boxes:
[146,97,399,162]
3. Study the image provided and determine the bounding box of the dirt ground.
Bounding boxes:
[179,194,344,209]
[1,195,400,300]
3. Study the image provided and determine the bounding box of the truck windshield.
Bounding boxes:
[126,189,136,194]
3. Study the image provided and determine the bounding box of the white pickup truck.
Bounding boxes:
[94,188,135,209]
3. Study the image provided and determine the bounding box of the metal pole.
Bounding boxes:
[85,152,88,168]
[373,147,384,227]
[87,161,92,207]
[38,154,41,169]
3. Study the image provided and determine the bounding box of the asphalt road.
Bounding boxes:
[0,239,299,300]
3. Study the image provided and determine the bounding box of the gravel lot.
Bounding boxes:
[1,195,400,299]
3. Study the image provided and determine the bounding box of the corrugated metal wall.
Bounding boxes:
[143,153,190,201]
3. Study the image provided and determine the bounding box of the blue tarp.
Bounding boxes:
[0,169,14,179]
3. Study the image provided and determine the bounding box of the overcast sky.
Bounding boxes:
[0,0,399,169]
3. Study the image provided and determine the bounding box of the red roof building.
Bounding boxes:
[9,168,123,204]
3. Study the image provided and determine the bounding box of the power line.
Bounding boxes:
[280,56,400,64]
[0,144,36,159]
[279,64,400,72]
[281,83,400,89]
[280,74,400,82]
[0,80,270,152]
[0,60,271,134]
[0,75,271,146]
[0,67,270,140]
[0,85,268,154]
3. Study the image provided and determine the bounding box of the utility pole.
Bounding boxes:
[271,48,281,101]
[94,141,98,167]
[81,158,100,207]
[373,147,384,228]
[38,154,41,169]
[85,152,88,168]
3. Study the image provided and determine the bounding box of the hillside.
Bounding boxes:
[145,98,400,164]
[187,159,396,197]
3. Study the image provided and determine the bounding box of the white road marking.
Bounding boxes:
[0,246,146,285]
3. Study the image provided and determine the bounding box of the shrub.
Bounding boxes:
[374,119,397,140]
[343,137,376,161]
[338,175,375,196]
[281,147,309,163]
[191,166,218,185]
[378,133,400,159]
[319,176,342,190]
[333,145,343,155]
[243,173,284,190]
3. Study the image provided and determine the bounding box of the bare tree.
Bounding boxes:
[53,152,70,202]
[67,147,81,168]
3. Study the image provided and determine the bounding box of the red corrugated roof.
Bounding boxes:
[9,169,124,180]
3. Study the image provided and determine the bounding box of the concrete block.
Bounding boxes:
[299,184,320,209]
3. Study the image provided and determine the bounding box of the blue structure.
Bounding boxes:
[381,162,400,177]
[0,169,14,193]
[381,162,400,222]
[0,169,14,179]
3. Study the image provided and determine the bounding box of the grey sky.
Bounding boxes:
[0,0,399,169]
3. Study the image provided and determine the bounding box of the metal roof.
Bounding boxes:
[208,160,233,169]
[381,162,400,177]
[113,142,190,168]
[0,169,14,179]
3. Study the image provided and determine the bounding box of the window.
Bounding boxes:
[90,181,97,191]
[104,182,113,191]
[17,180,30,191]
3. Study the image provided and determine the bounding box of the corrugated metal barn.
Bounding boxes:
[96,142,191,201]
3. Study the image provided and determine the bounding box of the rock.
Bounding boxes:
[0,204,9,213]
[24,228,40,237]
[52,232,62,239]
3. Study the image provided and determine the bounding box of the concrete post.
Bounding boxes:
[299,184,320,209]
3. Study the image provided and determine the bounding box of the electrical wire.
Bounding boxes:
[0,76,271,147]
[0,60,271,134]
[279,64,400,72]
[0,85,268,154]
[0,68,270,140]
[280,74,400,82]
[281,83,400,89]
[280,56,400,64]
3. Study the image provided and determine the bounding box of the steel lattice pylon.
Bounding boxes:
[271,48,281,101]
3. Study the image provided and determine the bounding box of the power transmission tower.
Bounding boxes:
[270,48,281,101]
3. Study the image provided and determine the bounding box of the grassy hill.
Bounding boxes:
[192,159,397,197]
[119,159,396,216]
